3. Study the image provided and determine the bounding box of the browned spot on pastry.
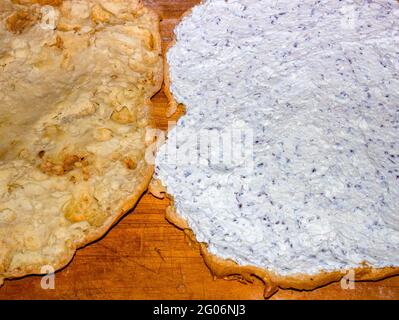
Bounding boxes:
[91,4,111,23]
[37,0,62,6]
[52,35,64,50]
[63,154,80,172]
[40,161,64,175]
[64,194,107,227]
[139,71,155,86]
[40,154,81,176]
[6,11,35,34]
[7,183,21,194]
[11,0,62,6]
[69,175,77,184]
[147,33,155,51]
[123,157,137,170]
[110,106,136,124]
[81,166,90,181]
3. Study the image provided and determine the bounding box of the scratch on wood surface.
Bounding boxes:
[155,248,166,262]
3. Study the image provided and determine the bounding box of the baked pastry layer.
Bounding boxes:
[0,0,162,284]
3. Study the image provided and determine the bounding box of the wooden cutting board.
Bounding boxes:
[1,0,398,300]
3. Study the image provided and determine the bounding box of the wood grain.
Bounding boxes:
[0,0,398,300]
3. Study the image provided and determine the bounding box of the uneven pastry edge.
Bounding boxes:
[150,180,399,298]
[0,0,164,287]
[154,3,399,298]
[1,166,154,286]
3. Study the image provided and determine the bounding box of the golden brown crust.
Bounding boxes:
[11,0,63,6]
[0,0,163,286]
[5,9,38,33]
[154,1,399,298]
[1,166,153,284]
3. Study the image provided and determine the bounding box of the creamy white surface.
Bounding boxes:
[156,0,399,275]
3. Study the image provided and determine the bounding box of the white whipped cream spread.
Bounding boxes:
[155,0,399,275]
